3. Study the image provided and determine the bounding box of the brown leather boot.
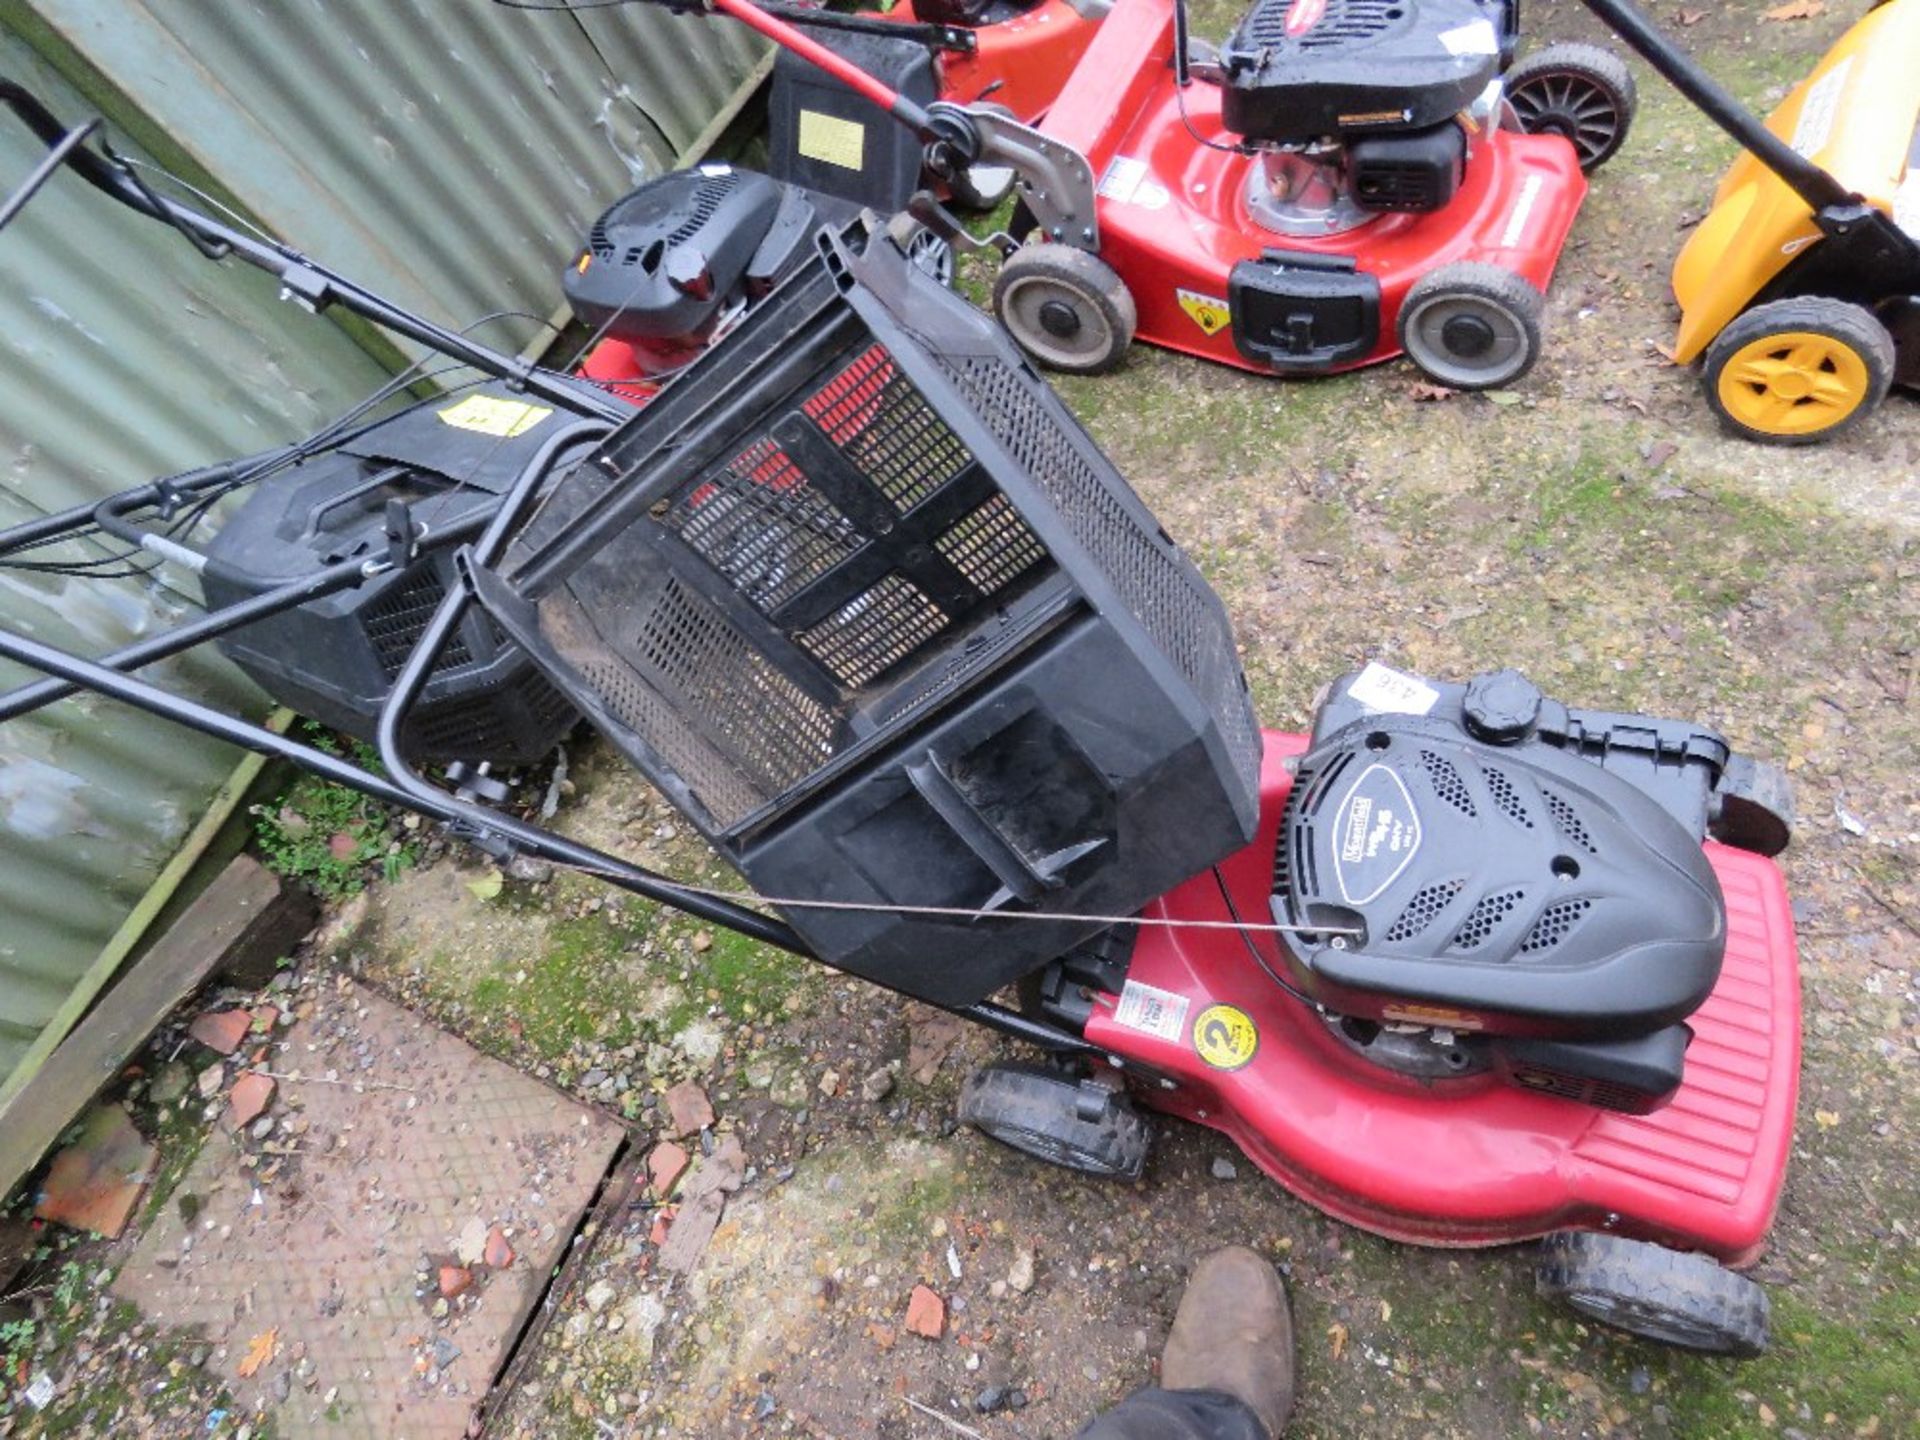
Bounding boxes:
[1159,1245,1296,1437]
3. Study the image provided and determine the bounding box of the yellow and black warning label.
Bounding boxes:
[1193,1003,1259,1070]
[797,110,866,172]
[436,395,552,439]
[1176,289,1231,338]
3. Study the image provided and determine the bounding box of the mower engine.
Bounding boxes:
[564,165,820,376]
[1270,666,1776,1114]
[1217,0,1515,235]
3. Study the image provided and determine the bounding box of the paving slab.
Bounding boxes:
[114,979,623,1439]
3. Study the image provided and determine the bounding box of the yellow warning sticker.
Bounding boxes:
[797,110,866,172]
[436,395,553,439]
[1193,1004,1259,1071]
[1176,289,1231,338]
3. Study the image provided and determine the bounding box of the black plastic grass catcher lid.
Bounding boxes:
[467,220,1261,1003]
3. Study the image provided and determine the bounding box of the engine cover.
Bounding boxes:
[563,167,817,353]
[1270,668,1728,1040]
[1220,0,1508,144]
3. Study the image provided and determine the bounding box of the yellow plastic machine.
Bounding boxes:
[1593,0,1918,443]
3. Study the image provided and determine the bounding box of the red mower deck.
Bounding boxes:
[1039,0,1588,375]
[1087,732,1801,1263]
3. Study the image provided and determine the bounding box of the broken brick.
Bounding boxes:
[484,1227,514,1271]
[34,1105,155,1239]
[438,1265,473,1299]
[225,1072,275,1132]
[649,1207,676,1247]
[647,1141,689,1198]
[663,1081,714,1138]
[188,1009,252,1056]
[904,1284,946,1340]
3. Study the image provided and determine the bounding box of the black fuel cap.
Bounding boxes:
[1464,669,1542,744]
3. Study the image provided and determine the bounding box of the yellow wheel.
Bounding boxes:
[1703,297,1894,445]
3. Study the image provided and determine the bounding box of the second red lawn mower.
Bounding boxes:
[659,0,1641,389]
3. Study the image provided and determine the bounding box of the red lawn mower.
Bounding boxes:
[642,0,1640,389]
[0,80,1802,1357]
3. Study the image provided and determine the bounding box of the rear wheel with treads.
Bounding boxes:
[958,1062,1150,1179]
[1703,297,1894,445]
[1536,1232,1770,1356]
[1505,43,1638,172]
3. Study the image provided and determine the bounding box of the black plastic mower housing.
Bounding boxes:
[768,30,938,212]
[1270,666,1732,1040]
[205,392,586,765]
[1221,0,1509,144]
[564,167,818,348]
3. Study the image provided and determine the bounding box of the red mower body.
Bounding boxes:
[1087,732,1802,1265]
[889,0,1105,118]
[1041,0,1589,374]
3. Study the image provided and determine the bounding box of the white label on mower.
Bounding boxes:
[1099,155,1149,204]
[1790,57,1853,159]
[1894,171,1920,240]
[1499,173,1544,249]
[1438,18,1498,56]
[1113,981,1190,1044]
[1346,661,1440,717]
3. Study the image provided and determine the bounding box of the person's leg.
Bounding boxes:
[1075,1245,1296,1440]
[1074,1385,1269,1440]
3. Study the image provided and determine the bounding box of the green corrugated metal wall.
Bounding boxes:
[0,0,766,1089]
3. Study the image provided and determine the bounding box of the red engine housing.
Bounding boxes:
[1087,733,1802,1265]
[1039,0,1589,375]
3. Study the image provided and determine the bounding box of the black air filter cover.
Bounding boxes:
[1270,666,1729,1040]
[564,167,818,346]
[1221,0,1507,144]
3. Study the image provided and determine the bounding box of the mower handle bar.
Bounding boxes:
[0,79,629,424]
[1577,0,1856,217]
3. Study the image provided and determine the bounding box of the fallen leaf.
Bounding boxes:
[1647,339,1679,364]
[466,868,504,902]
[1483,390,1523,407]
[1380,1300,1392,1323]
[1679,7,1705,22]
[1814,1109,1840,1128]
[1328,1321,1348,1361]
[237,1328,278,1378]
[1407,381,1455,403]
[1763,0,1823,16]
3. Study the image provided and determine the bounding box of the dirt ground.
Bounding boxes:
[5,1,1916,1436]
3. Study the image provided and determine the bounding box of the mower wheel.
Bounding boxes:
[1710,753,1794,858]
[1398,263,1544,391]
[958,1062,1150,1180]
[1704,298,1894,445]
[993,243,1136,375]
[903,225,957,289]
[1535,1232,1770,1357]
[947,103,1020,212]
[1505,43,1637,172]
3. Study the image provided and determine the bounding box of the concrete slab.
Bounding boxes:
[114,979,624,1439]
